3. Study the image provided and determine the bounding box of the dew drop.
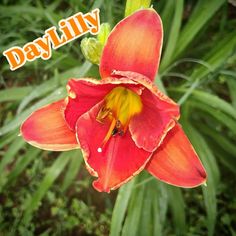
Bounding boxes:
[97,147,102,153]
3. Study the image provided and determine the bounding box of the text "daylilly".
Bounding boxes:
[3,9,100,71]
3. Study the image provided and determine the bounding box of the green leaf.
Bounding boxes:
[0,87,32,102]
[196,123,236,158]
[169,88,236,120]
[195,124,236,174]
[22,151,73,225]
[151,182,165,236]
[122,174,145,236]
[140,180,168,236]
[0,137,25,191]
[207,140,236,174]
[0,130,18,149]
[173,0,226,60]
[189,100,236,135]
[61,150,83,192]
[159,0,175,46]
[227,77,236,108]
[166,186,186,235]
[17,61,92,113]
[0,137,25,177]
[160,0,183,71]
[6,147,41,186]
[190,33,236,80]
[182,120,219,236]
[110,179,135,236]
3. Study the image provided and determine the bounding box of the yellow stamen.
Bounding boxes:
[96,86,142,151]
[101,118,116,148]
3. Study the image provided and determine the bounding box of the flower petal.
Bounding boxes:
[129,89,178,152]
[64,77,142,130]
[113,71,179,152]
[100,9,163,81]
[65,78,115,130]
[76,102,152,192]
[21,100,79,151]
[146,124,207,187]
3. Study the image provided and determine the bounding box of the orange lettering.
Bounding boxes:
[3,47,26,71]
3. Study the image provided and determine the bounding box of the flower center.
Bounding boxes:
[96,86,142,152]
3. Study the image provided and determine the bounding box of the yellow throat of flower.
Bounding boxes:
[96,86,142,151]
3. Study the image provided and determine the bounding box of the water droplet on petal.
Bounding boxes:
[97,147,102,153]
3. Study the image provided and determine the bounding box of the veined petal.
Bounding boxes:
[21,100,79,151]
[111,70,179,117]
[64,77,142,130]
[76,102,152,192]
[129,88,179,152]
[100,9,163,81]
[112,71,179,152]
[146,124,207,188]
[65,78,114,130]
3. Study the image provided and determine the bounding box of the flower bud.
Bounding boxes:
[80,37,103,65]
[125,0,151,17]
[97,23,111,46]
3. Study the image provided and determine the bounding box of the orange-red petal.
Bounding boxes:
[64,77,142,130]
[129,88,178,152]
[100,9,163,81]
[146,124,207,187]
[65,78,115,130]
[76,102,152,192]
[21,100,79,151]
[111,71,180,152]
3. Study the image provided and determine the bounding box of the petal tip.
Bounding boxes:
[100,8,163,81]
[93,181,111,193]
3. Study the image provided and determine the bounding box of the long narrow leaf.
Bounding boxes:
[173,0,225,60]
[182,120,219,236]
[110,179,135,236]
[22,151,73,224]
[61,150,83,192]
[166,186,186,236]
[160,0,183,71]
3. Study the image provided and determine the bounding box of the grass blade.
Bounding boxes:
[173,0,225,60]
[21,150,73,225]
[169,88,236,119]
[0,137,25,191]
[167,186,186,235]
[160,0,183,71]
[182,120,219,236]
[61,150,83,192]
[227,77,236,108]
[190,33,236,80]
[6,148,41,186]
[0,87,32,102]
[110,179,135,236]
[121,175,145,236]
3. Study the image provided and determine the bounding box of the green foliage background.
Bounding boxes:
[0,0,236,235]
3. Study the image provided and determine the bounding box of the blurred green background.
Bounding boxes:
[0,0,236,235]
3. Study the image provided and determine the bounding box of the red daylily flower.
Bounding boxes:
[21,9,207,192]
